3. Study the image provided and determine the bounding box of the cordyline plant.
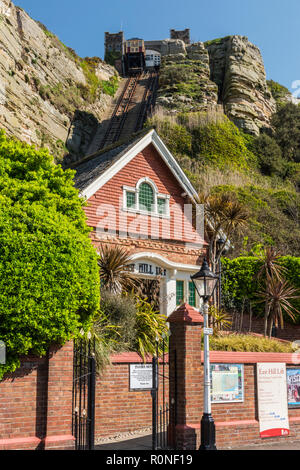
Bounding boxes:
[257,277,300,338]
[254,246,299,337]
[197,191,250,272]
[98,244,139,293]
[256,246,288,336]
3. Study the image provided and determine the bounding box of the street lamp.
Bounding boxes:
[191,258,219,451]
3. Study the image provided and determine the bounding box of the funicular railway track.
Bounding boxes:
[98,70,159,151]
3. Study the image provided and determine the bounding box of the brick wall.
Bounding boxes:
[95,352,168,439]
[0,342,75,450]
[2,335,300,450]
[168,304,300,450]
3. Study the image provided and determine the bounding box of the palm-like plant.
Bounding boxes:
[208,305,232,335]
[257,278,300,338]
[257,246,287,282]
[197,192,249,272]
[98,244,139,294]
[255,246,288,335]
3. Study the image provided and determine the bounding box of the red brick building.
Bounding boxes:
[73,128,207,315]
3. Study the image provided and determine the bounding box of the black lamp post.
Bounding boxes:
[191,258,219,451]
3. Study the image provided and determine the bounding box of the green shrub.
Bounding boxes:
[0,131,100,379]
[97,291,169,361]
[272,103,300,162]
[250,134,285,177]
[101,75,119,97]
[267,79,291,108]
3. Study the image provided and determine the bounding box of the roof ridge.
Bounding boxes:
[69,126,155,170]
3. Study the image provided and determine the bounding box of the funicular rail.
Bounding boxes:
[99,70,159,151]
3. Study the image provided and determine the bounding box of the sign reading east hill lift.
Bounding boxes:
[130,364,153,390]
[257,363,290,438]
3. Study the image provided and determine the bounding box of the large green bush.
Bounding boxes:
[0,132,100,379]
[272,103,300,162]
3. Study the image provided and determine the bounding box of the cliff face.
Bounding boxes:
[206,36,276,135]
[157,35,276,135]
[0,0,117,161]
[157,42,220,113]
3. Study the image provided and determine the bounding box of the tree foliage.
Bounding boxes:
[0,132,100,379]
[271,103,300,162]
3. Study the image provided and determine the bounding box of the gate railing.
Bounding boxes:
[72,338,96,450]
[152,337,177,450]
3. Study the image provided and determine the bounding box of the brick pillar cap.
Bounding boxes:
[168,303,204,324]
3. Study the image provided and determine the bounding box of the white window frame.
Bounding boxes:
[123,177,170,218]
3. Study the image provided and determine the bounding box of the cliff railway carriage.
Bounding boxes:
[145,50,161,70]
[124,38,146,75]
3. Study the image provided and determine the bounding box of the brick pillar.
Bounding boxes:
[168,303,203,450]
[43,341,75,450]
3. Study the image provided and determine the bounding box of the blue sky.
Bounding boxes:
[15,0,300,91]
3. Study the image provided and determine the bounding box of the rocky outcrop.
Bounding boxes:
[156,42,219,113]
[0,0,117,161]
[206,36,276,135]
[157,35,276,135]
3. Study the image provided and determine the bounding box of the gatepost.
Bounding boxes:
[168,303,204,450]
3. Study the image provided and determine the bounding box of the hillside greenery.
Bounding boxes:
[148,103,300,256]
[267,79,291,108]
[0,132,100,379]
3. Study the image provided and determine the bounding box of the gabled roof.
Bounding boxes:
[73,128,199,202]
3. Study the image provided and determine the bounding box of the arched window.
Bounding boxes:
[139,183,154,213]
[123,178,170,217]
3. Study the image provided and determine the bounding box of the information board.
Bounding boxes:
[130,364,153,390]
[287,368,300,407]
[257,363,290,438]
[210,364,244,403]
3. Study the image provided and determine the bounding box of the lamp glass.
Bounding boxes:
[192,276,218,298]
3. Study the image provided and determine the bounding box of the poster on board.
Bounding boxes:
[257,363,290,438]
[210,364,244,403]
[130,364,153,390]
[287,368,300,407]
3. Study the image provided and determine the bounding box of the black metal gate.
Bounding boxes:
[151,338,177,450]
[72,338,96,450]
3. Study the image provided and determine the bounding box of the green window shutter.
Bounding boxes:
[176,280,184,306]
[126,191,136,208]
[158,198,166,215]
[188,281,196,307]
[139,183,154,212]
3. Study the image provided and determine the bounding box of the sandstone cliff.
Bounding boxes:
[157,36,276,135]
[157,42,219,113]
[0,0,117,161]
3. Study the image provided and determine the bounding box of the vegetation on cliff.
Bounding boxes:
[148,103,300,257]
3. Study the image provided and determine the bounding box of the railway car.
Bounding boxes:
[124,38,145,75]
[145,50,161,69]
